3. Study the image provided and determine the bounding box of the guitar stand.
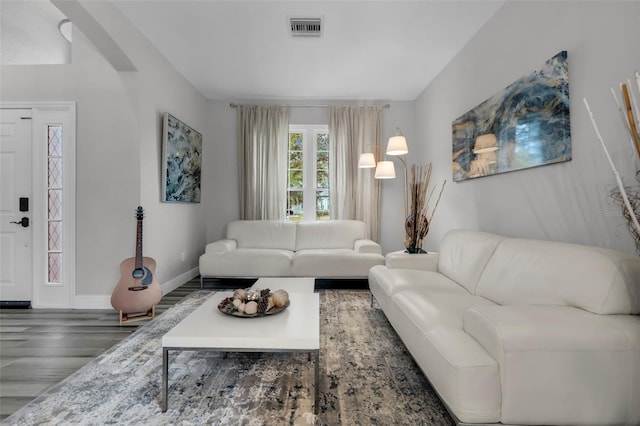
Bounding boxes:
[119,305,155,325]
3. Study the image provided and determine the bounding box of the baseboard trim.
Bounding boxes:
[161,267,200,295]
[73,294,112,310]
[72,267,200,309]
[0,300,32,309]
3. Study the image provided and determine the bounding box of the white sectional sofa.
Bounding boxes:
[199,220,384,282]
[369,229,640,426]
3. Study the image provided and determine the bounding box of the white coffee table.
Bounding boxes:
[161,289,320,413]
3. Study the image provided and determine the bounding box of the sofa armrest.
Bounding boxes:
[204,239,237,254]
[463,305,635,356]
[463,305,640,425]
[385,251,439,271]
[354,239,382,254]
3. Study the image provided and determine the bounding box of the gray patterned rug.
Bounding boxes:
[2,290,453,425]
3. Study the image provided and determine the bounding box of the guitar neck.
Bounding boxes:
[135,218,143,269]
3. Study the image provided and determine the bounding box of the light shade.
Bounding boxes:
[473,134,499,154]
[358,152,376,168]
[386,135,408,156]
[374,161,396,179]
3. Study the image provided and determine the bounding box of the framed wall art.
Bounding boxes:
[452,51,571,182]
[161,112,202,203]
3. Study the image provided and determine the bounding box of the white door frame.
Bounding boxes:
[1,102,76,308]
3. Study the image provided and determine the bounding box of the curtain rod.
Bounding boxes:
[229,103,390,109]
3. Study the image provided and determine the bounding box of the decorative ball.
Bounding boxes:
[271,289,289,308]
[244,301,258,315]
[233,288,246,301]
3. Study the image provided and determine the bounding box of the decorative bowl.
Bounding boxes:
[217,288,290,318]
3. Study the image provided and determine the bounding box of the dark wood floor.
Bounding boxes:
[0,277,202,421]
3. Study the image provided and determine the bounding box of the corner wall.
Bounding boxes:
[415,1,640,253]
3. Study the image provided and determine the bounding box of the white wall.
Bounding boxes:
[87,2,209,293]
[1,2,208,304]
[204,100,239,246]
[415,0,640,254]
[202,100,416,253]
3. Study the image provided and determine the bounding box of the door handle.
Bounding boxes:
[10,217,29,227]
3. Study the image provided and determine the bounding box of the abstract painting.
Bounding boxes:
[161,113,202,202]
[452,51,571,182]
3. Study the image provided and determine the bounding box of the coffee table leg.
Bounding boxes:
[162,348,169,412]
[314,350,320,415]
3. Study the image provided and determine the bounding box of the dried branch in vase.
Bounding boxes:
[585,71,640,254]
[404,163,446,251]
[611,175,640,253]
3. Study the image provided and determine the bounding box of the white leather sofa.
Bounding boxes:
[199,220,384,282]
[369,229,640,426]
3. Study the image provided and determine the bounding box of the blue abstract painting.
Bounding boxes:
[162,113,202,202]
[452,51,571,182]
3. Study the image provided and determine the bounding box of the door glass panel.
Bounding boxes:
[47,125,62,284]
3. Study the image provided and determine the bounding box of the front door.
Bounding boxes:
[0,109,33,305]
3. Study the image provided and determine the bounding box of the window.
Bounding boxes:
[47,125,63,284]
[287,125,330,221]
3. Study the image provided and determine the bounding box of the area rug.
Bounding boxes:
[2,290,453,426]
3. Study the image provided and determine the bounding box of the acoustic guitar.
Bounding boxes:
[111,206,162,323]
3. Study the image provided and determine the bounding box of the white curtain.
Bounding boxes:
[329,106,383,241]
[237,105,289,220]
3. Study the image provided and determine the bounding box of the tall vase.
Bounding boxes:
[404,213,429,254]
[405,247,426,254]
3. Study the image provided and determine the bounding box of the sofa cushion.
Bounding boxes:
[475,238,640,314]
[437,229,505,294]
[295,220,366,250]
[464,305,640,425]
[199,248,293,277]
[292,249,383,277]
[392,288,496,332]
[369,266,467,300]
[227,220,297,251]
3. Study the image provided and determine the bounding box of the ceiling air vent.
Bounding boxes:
[289,17,323,38]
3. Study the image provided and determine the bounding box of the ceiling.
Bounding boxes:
[0,1,71,65]
[1,1,504,101]
[112,1,504,101]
